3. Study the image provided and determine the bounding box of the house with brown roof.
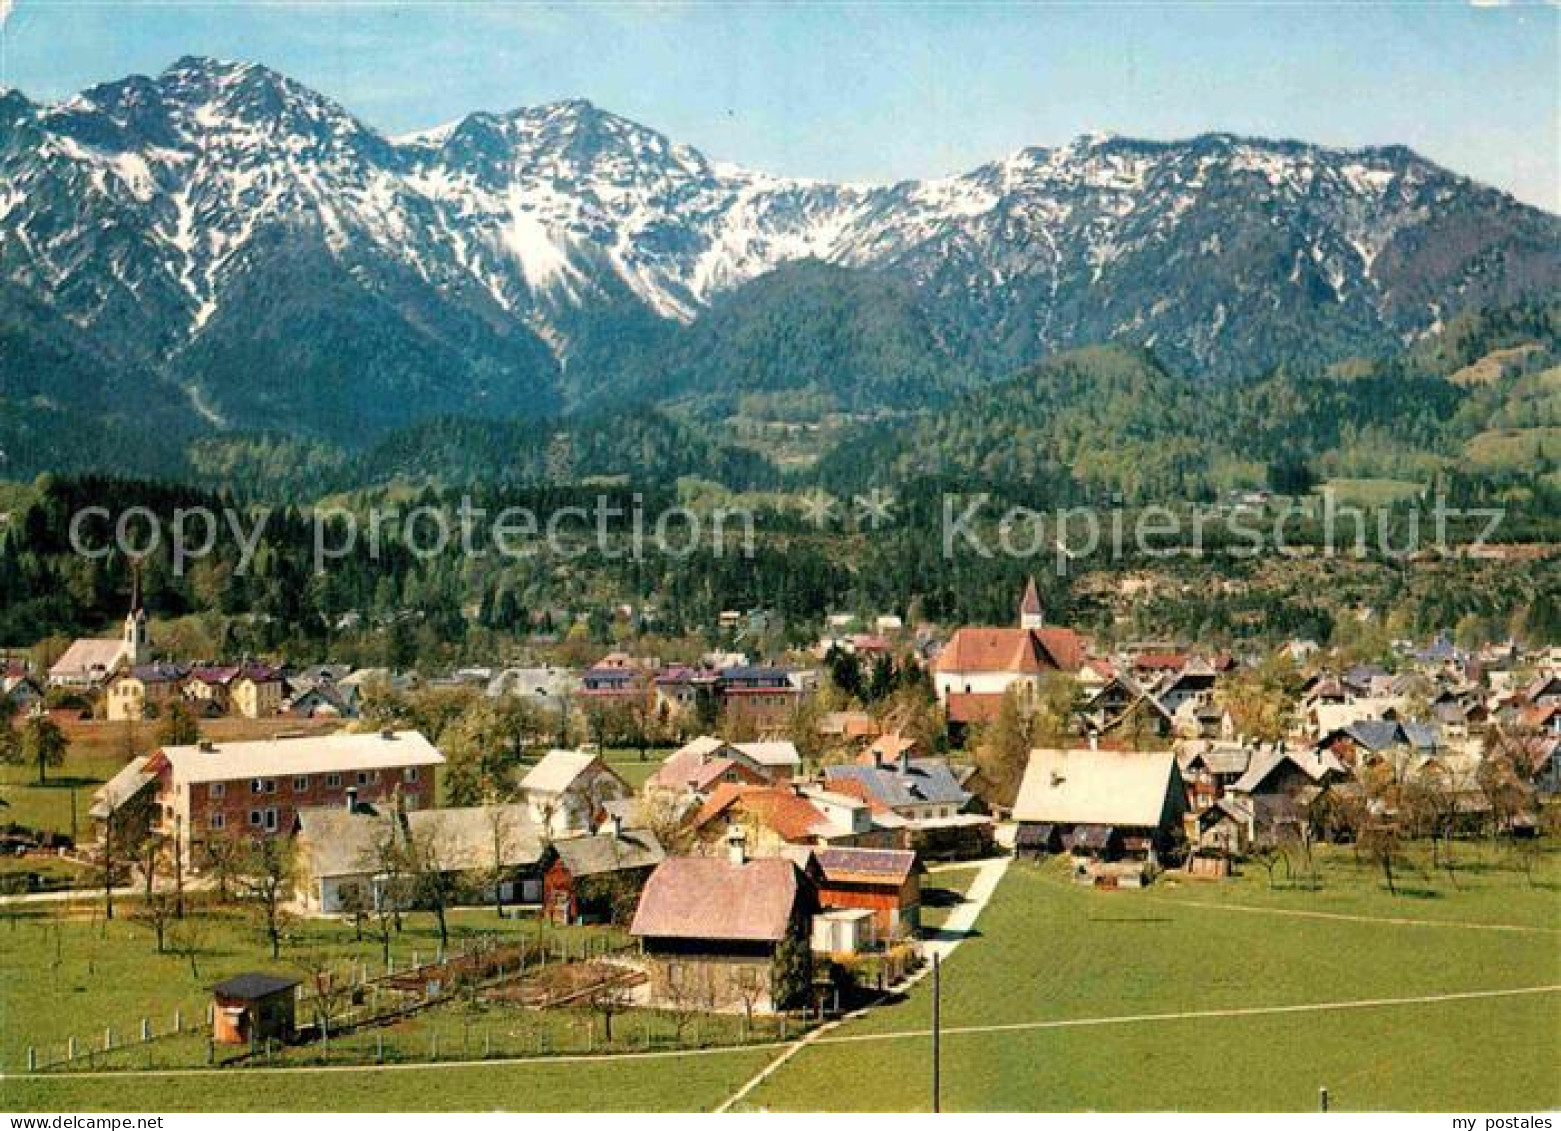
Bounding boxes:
[645,736,774,800]
[932,582,1087,735]
[691,782,893,855]
[630,837,816,1013]
[804,847,920,943]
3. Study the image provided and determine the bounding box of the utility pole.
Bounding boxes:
[931,951,942,1113]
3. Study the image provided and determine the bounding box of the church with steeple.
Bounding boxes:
[931,577,1089,736]
[47,565,150,688]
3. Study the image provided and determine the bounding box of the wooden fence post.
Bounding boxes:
[141,1018,150,1042]
[67,1036,76,1062]
[174,1008,182,1034]
[103,1026,112,1051]
[26,1047,35,1072]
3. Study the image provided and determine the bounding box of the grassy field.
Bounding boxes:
[0,903,628,1071]
[7,843,1557,1112]
[0,897,779,1112]
[745,846,1561,1112]
[919,864,983,931]
[1319,478,1424,507]
[2,1046,778,1112]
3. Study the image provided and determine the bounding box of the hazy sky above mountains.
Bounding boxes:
[3,1,1556,210]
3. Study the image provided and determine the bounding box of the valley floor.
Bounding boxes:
[4,844,1557,1112]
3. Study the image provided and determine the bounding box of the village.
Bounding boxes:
[0,571,1557,1111]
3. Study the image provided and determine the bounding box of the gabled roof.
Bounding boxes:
[733,741,801,769]
[519,749,608,795]
[1231,746,1344,795]
[824,759,969,810]
[49,638,127,678]
[693,784,832,842]
[630,856,804,943]
[935,628,1057,676]
[1013,748,1182,828]
[1178,741,1252,777]
[89,756,157,820]
[550,828,664,877]
[809,847,917,887]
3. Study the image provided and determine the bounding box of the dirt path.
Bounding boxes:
[713,853,1012,1112]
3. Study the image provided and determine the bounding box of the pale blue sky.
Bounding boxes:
[2,1,1556,209]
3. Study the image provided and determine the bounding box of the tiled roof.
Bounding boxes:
[945,692,1006,725]
[694,784,830,842]
[552,828,664,876]
[810,847,917,886]
[824,759,969,810]
[630,856,803,943]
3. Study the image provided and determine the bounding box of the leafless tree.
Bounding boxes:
[405,815,461,950]
[168,913,209,981]
[236,835,296,959]
[586,976,632,1044]
[295,952,354,1040]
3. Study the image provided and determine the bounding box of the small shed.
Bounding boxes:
[211,973,301,1045]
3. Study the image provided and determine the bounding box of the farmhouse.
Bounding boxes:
[631,841,816,1014]
[1012,747,1187,866]
[294,800,547,914]
[517,749,633,838]
[541,821,665,924]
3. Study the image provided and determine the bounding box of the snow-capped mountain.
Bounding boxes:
[2,56,1557,452]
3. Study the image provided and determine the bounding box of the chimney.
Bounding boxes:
[607,813,623,839]
[898,750,911,774]
[726,825,747,866]
[346,786,358,812]
[198,740,215,753]
[380,728,396,740]
[1087,731,1099,752]
[872,748,883,768]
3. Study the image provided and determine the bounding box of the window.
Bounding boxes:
[356,771,370,787]
[293,776,309,792]
[251,778,264,795]
[249,810,263,827]
[402,767,419,784]
[209,812,225,831]
[210,782,225,800]
[265,779,277,794]
[326,773,342,789]
[263,808,278,832]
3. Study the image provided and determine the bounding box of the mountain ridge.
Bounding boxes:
[2,56,1558,474]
